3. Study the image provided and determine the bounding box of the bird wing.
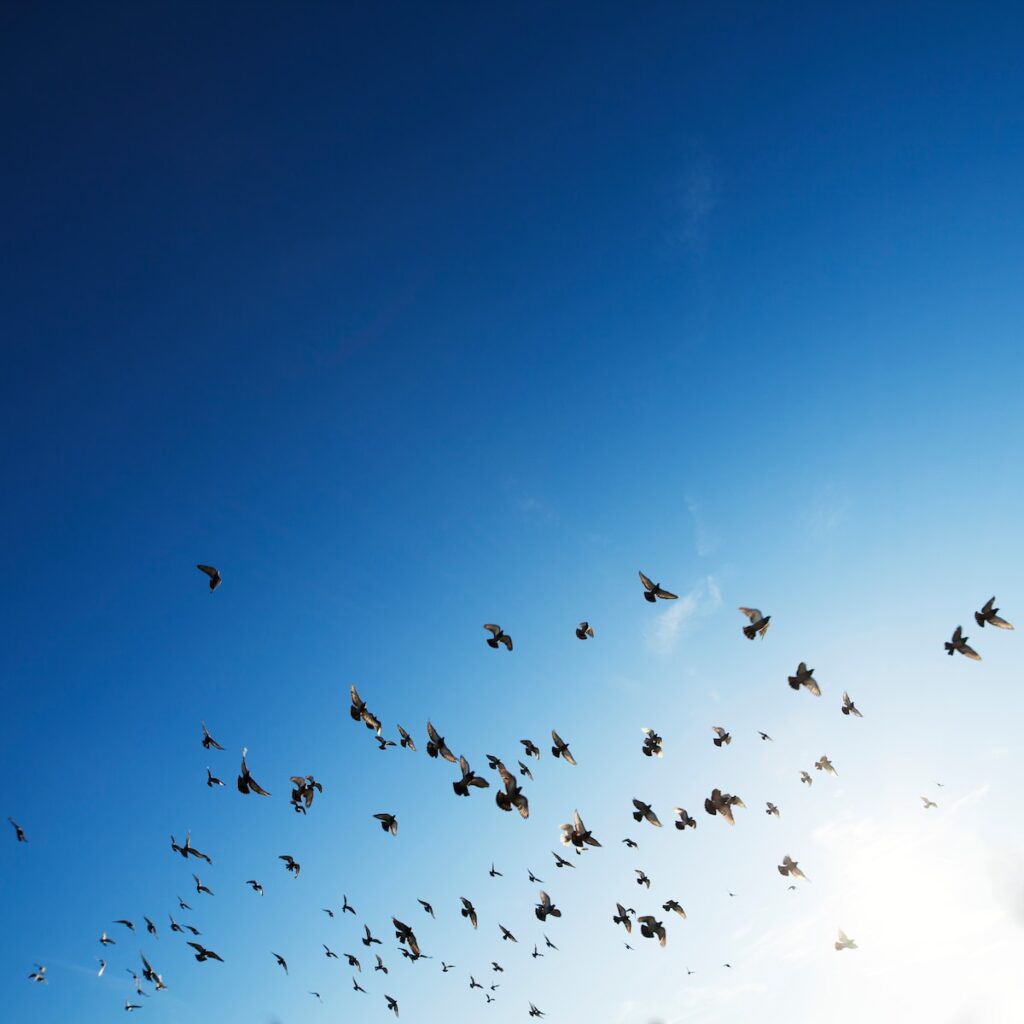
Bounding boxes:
[638,571,655,591]
[738,607,761,622]
[483,624,501,636]
[196,565,218,578]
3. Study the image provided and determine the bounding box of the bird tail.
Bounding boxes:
[486,638,499,648]
[713,737,723,747]
[974,612,986,627]
[643,592,656,602]
[551,746,560,758]
[742,624,756,639]
[944,644,955,655]
[453,780,469,797]
[787,677,801,690]
[704,799,717,815]
[495,792,511,812]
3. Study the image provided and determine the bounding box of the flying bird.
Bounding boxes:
[279,854,300,878]
[975,597,1013,630]
[495,762,530,818]
[639,571,678,602]
[944,626,981,661]
[245,879,264,895]
[177,896,191,910]
[613,904,633,933]
[622,836,639,847]
[362,925,381,947]
[640,727,664,758]
[551,850,576,869]
[712,726,732,747]
[143,916,158,937]
[631,799,662,827]
[139,953,166,989]
[170,831,212,863]
[349,684,381,731]
[841,691,863,717]
[835,929,858,951]
[28,964,46,983]
[113,919,135,932]
[815,755,838,776]
[196,564,221,591]
[575,621,595,639]
[921,796,938,809]
[192,873,214,895]
[637,915,667,946]
[392,918,421,957]
[778,855,808,881]
[787,662,821,696]
[206,767,223,787]
[532,944,544,959]
[396,724,417,751]
[800,771,813,786]
[375,954,388,974]
[453,755,490,797]
[739,607,771,639]
[766,802,780,817]
[704,788,746,825]
[8,817,27,842]
[426,721,457,763]
[417,899,434,917]
[662,899,686,918]
[550,730,577,765]
[544,934,558,950]
[529,1003,546,1018]
[460,897,478,929]
[489,863,503,878]
[498,923,517,942]
[517,759,534,780]
[672,807,697,830]
[236,747,270,796]
[272,952,288,974]
[374,812,398,835]
[96,958,106,977]
[483,624,513,651]
[758,731,773,741]
[344,953,361,970]
[187,942,224,963]
[289,775,323,813]
[124,999,142,1012]
[560,810,601,851]
[385,994,399,1016]
[352,977,366,993]
[635,869,651,888]
[342,895,356,914]
[375,730,396,751]
[99,931,116,946]
[521,739,541,759]
[535,890,561,922]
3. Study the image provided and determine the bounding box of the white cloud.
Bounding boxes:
[645,575,722,654]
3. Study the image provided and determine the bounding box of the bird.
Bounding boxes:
[184,924,201,936]
[841,691,863,717]
[550,729,577,765]
[766,802,780,817]
[535,890,561,922]
[491,961,504,973]
[96,958,106,977]
[529,1003,546,1018]
[460,897,478,929]
[392,918,421,957]
[192,873,214,895]
[442,962,455,972]
[8,817,27,842]
[453,755,490,796]
[374,812,398,836]
[623,836,640,847]
[489,863,503,877]
[921,796,938,809]
[322,908,334,918]
[168,915,184,934]
[396,724,417,751]
[143,916,158,937]
[632,798,662,827]
[124,999,142,1012]
[495,762,530,818]
[976,597,1014,630]
[289,774,323,813]
[236,747,270,796]
[800,770,813,786]
[99,930,116,946]
[417,898,434,917]
[349,684,381,731]
[426,721,457,763]
[344,953,361,970]
[521,738,541,759]
[170,831,212,863]
[613,904,633,933]
[177,896,191,910]
[560,809,601,851]
[787,662,821,696]
[945,626,981,660]
[815,755,838,776]
[279,854,300,878]
[758,731,773,741]
[196,564,221,591]
[206,767,224,787]
[738,607,771,639]
[375,954,388,973]
[532,944,544,959]
[552,850,576,869]
[672,806,697,830]
[342,895,356,914]
[662,899,687,919]
[139,953,166,990]
[637,915,667,946]
[245,879,263,895]
[544,934,558,950]
[640,727,664,758]
[483,623,513,650]
[712,726,732,747]
[28,964,46,983]
[835,929,858,951]
[359,925,381,948]
[352,977,366,993]
[517,759,534,780]
[272,952,288,974]
[635,869,651,888]
[309,991,322,1002]
[125,969,146,996]
[375,730,396,751]
[385,995,399,1017]
[200,721,224,750]
[575,621,595,639]
[704,788,746,825]
[188,942,224,963]
[113,919,135,932]
[639,571,678,602]
[498,923,517,942]
[528,869,544,883]
[778,855,808,881]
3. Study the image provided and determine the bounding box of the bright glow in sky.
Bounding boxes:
[2,5,1024,1024]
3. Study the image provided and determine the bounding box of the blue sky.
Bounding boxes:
[2,3,1024,1022]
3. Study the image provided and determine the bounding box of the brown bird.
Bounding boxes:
[426,721,457,763]
[196,564,221,591]
[396,724,417,751]
[704,788,746,825]
[778,855,808,881]
[841,691,863,717]
[349,684,381,731]
[498,923,517,942]
[662,899,686,919]
[635,869,651,888]
[495,762,530,819]
[535,890,561,922]
[945,626,981,661]
[712,726,732,747]
[517,759,534,780]
[460,897,478,929]
[800,770,813,786]
[483,624,513,650]
[550,730,577,765]
[637,915,667,946]
[187,942,224,963]
[738,607,771,639]
[612,904,633,933]
[815,755,838,776]
[639,571,678,602]
[631,799,662,827]
[835,929,858,951]
[975,597,1013,630]
[374,812,398,836]
[521,738,541,759]
[289,775,323,814]
[921,796,938,809]
[200,721,224,750]
[766,802,780,817]
[170,831,212,863]
[575,621,595,640]
[392,918,421,958]
[236,747,271,796]
[787,662,821,696]
[672,807,697,831]
[560,810,601,851]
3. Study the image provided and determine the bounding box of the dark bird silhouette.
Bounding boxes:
[529,1003,546,1018]
[635,869,651,889]
[787,662,821,696]
[349,684,381,731]
[245,879,263,895]
[8,817,27,842]
[187,942,224,963]
[177,896,191,910]
[342,895,356,914]
[498,923,517,942]
[374,812,398,836]
[704,788,746,825]
[469,976,484,990]
[673,807,697,831]
[712,726,732,747]
[778,855,808,881]
[532,944,544,959]
[392,918,421,958]
[206,767,223,787]
[426,721,457,763]
[535,890,561,922]
[309,991,322,1002]
[489,863,503,878]
[139,952,166,990]
[637,915,667,946]
[124,998,142,1012]
[483,624,513,650]
[841,691,863,717]
[663,899,686,919]
[976,597,1014,630]
[170,831,212,863]
[375,954,388,974]
[766,802,780,817]
[453,755,490,797]
[639,571,678,602]
[196,564,221,591]
[323,944,339,960]
[192,873,214,896]
[495,762,530,819]
[200,721,224,750]
[945,626,981,660]
[169,915,184,934]
[28,964,47,983]
[279,854,300,878]
[236,747,271,796]
[528,870,544,883]
[184,925,201,936]
[518,759,534,780]
[544,934,558,950]
[560,810,601,851]
[575,621,595,640]
[613,904,633,933]
[491,961,504,973]
[143,917,157,937]
[397,724,417,751]
[758,731,773,741]
[113,919,135,932]
[552,850,576,869]
[623,836,639,847]
[385,994,399,1016]
[460,897,478,929]
[375,730,396,751]
[521,738,541,759]
[362,925,381,947]
[99,931,116,946]
[640,727,664,758]
[550,730,577,765]
[417,899,434,917]
[632,799,662,827]
[344,953,361,970]
[289,775,323,814]
[272,952,288,974]
[739,607,771,639]
[352,977,366,993]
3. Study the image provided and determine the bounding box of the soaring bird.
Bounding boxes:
[921,796,938,809]
[662,899,687,919]
[613,904,633,933]
[483,624,513,651]
[385,994,399,1017]
[766,802,780,817]
[673,807,697,830]
[99,931,116,946]
[518,759,534,780]
[529,1003,546,1018]
[187,942,224,963]
[469,976,483,990]
[778,855,808,881]
[200,721,224,750]
[632,799,662,827]
[787,662,821,696]
[841,691,863,717]
[279,854,300,878]
[236,747,271,796]
[552,850,576,869]
[489,863,503,878]
[396,724,417,751]
[143,916,158,936]
[758,731,773,741]
[426,721,457,763]
[392,918,421,958]
[635,869,652,889]
[375,730,396,751]
[639,571,678,602]
[637,915,667,946]
[712,726,732,747]
[177,896,191,910]
[289,775,323,813]
[352,977,366,993]
[417,899,434,917]
[196,564,221,591]
[495,761,530,819]
[113,919,135,932]
[124,999,142,1012]
[245,879,264,895]
[272,952,288,974]
[206,767,224,787]
[640,727,664,758]
[344,953,361,970]
[975,597,1014,630]
[498,923,517,942]
[375,954,388,974]
[544,935,559,950]
[800,770,813,786]
[362,925,381,947]
[453,755,490,797]
[738,607,771,639]
[815,755,838,776]
[575,621,595,639]
[521,738,541,759]
[96,958,106,977]
[139,953,166,989]
[349,684,381,731]
[374,812,398,836]
[550,730,577,765]
[535,890,561,922]
[169,915,184,934]
[171,831,212,863]
[560,810,601,851]
[704,788,746,825]
[192,873,214,895]
[835,929,858,951]
[342,895,356,914]
[460,897,478,929]
[28,964,47,983]
[532,944,544,959]
[441,961,455,972]
[622,836,639,847]
[945,626,981,661]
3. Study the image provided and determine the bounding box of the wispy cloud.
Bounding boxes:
[645,575,722,654]
[686,495,719,556]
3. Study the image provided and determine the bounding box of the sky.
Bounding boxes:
[2,2,1024,1022]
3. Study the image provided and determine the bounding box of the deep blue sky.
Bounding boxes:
[3,4,1023,1023]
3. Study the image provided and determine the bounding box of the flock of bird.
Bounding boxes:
[9,566,1014,1018]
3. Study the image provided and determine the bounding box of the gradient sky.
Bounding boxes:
[3,4,1024,1023]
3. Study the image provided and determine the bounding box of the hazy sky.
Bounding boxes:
[2,4,1024,1023]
